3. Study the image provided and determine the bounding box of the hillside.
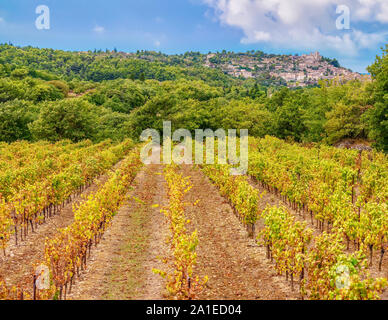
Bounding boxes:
[118,50,365,87]
[203,51,366,87]
[0,44,363,88]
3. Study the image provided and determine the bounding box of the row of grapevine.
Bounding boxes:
[0,147,143,300]
[153,164,207,300]
[259,206,387,300]
[0,140,92,172]
[0,139,134,254]
[0,278,28,300]
[0,140,110,199]
[201,155,387,299]
[201,164,262,237]
[358,150,387,204]
[258,206,312,292]
[248,136,388,269]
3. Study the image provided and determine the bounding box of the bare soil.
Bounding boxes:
[179,165,297,300]
[68,164,169,300]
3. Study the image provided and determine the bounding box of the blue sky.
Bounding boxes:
[0,0,387,73]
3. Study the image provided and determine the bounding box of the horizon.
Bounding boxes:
[1,1,387,73]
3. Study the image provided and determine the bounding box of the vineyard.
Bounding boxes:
[246,136,388,299]
[0,139,141,299]
[0,137,387,300]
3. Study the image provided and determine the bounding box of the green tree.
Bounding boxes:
[48,80,70,97]
[0,100,36,142]
[28,84,64,102]
[366,46,388,152]
[324,102,365,144]
[274,101,305,141]
[92,109,131,142]
[0,78,25,102]
[126,94,177,139]
[29,99,96,142]
[10,68,29,79]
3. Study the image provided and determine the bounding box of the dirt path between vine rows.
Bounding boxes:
[68,164,169,300]
[179,165,297,300]
[0,160,123,289]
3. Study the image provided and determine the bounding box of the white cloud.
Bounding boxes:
[93,25,105,33]
[154,40,161,47]
[354,0,388,23]
[203,0,388,56]
[353,29,387,48]
[244,31,271,42]
[0,17,4,23]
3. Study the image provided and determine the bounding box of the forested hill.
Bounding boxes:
[129,50,363,87]
[0,43,386,152]
[0,44,237,86]
[0,44,362,87]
